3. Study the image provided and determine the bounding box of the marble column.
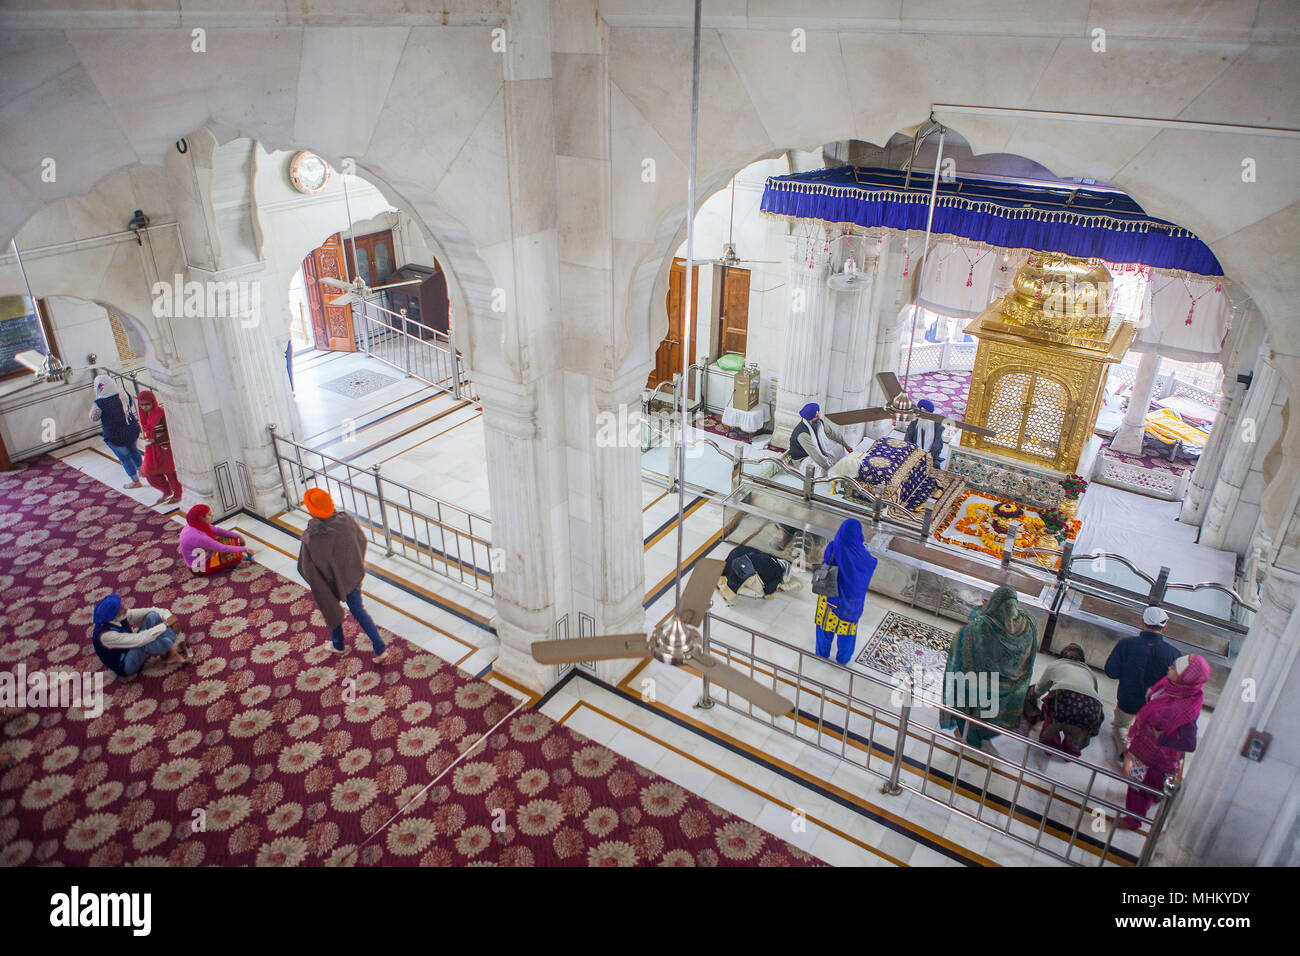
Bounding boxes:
[772,232,832,448]
[1199,358,1280,551]
[1111,349,1162,455]
[1180,379,1243,526]
[477,375,560,692]
[1158,562,1300,865]
[588,371,650,684]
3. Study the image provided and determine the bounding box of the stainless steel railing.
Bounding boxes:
[268,424,493,595]
[696,612,1174,867]
[353,298,468,399]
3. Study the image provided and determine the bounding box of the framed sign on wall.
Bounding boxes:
[0,295,57,381]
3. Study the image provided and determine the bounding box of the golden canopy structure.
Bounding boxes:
[958,254,1135,476]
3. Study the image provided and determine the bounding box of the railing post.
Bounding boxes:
[872,484,883,526]
[401,308,411,377]
[269,424,293,511]
[372,463,394,556]
[695,614,714,710]
[881,671,912,796]
[920,501,934,541]
[1057,539,1074,582]
[1138,779,1179,867]
[1002,521,1018,569]
[452,351,463,400]
[731,444,744,493]
[1148,566,1171,606]
[802,463,815,502]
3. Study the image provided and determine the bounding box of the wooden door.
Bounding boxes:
[648,258,697,390]
[309,233,355,352]
[717,266,750,357]
[300,249,330,350]
[345,230,396,290]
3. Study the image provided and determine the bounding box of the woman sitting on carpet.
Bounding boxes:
[813,519,876,666]
[178,504,253,574]
[1119,654,1209,830]
[1028,643,1104,757]
[940,585,1038,752]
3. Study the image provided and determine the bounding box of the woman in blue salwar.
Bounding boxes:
[813,519,876,666]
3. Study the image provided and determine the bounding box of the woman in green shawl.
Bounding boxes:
[940,585,1038,749]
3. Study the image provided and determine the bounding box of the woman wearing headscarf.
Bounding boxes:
[89,374,143,488]
[178,503,253,574]
[90,593,190,676]
[137,390,183,505]
[1119,653,1209,829]
[297,488,388,662]
[1030,643,1105,757]
[940,585,1038,750]
[813,519,876,666]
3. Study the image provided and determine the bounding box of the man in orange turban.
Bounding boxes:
[296,488,388,662]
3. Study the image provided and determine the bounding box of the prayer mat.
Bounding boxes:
[855,610,954,679]
[318,370,401,399]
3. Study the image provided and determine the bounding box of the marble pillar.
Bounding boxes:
[1111,349,1162,455]
[1180,380,1243,526]
[478,375,561,692]
[772,232,832,448]
[1199,358,1279,552]
[1158,562,1300,865]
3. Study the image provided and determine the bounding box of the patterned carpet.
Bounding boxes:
[318,369,401,399]
[907,371,971,420]
[0,458,819,867]
[855,610,953,680]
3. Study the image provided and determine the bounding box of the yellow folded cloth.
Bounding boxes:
[1144,407,1208,447]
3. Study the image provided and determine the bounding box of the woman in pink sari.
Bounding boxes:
[1119,653,1210,829]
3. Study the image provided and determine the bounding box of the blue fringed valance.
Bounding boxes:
[761,167,1223,277]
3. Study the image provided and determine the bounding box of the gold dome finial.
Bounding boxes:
[1000,253,1113,338]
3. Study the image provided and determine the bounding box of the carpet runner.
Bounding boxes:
[0,457,819,867]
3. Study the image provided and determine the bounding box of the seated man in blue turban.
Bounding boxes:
[786,402,852,474]
[90,593,190,677]
[904,399,948,469]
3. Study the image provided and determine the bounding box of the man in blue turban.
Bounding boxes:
[904,398,948,468]
[90,593,189,676]
[786,401,851,474]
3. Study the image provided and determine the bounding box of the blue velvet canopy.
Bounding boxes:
[760,166,1223,277]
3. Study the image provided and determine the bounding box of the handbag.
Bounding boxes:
[811,562,839,597]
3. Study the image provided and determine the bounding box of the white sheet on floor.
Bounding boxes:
[1072,482,1234,618]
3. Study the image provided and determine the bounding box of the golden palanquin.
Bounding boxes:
[960,254,1135,474]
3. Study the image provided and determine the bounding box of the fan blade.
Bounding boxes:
[328,292,362,307]
[824,407,893,426]
[735,259,782,265]
[318,277,352,290]
[678,557,726,627]
[876,371,904,400]
[530,633,651,665]
[370,279,422,292]
[685,258,722,267]
[686,648,794,717]
[919,411,997,438]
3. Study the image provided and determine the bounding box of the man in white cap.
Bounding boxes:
[1104,605,1181,757]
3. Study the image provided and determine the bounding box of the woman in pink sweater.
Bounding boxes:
[178,504,254,574]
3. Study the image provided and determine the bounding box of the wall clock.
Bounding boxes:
[289,151,330,194]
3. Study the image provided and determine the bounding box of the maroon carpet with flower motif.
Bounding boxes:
[0,457,819,867]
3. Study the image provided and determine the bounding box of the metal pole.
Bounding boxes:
[373,464,394,557]
[401,308,411,377]
[696,614,715,710]
[1001,520,1018,569]
[872,484,883,526]
[882,671,912,795]
[802,463,815,501]
[920,501,934,540]
[673,0,703,621]
[1139,779,1179,867]
[269,424,292,511]
[902,127,946,394]
[1149,565,1171,606]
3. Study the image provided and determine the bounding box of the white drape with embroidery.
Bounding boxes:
[1135,275,1231,360]
[915,240,1004,318]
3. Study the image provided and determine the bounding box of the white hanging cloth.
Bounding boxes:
[915,240,1003,319]
[1135,275,1231,361]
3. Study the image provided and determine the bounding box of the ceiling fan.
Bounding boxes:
[0,350,90,401]
[528,0,795,719]
[318,275,421,307]
[824,370,997,439]
[687,178,782,269]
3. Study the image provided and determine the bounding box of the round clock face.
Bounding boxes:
[289,151,330,193]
